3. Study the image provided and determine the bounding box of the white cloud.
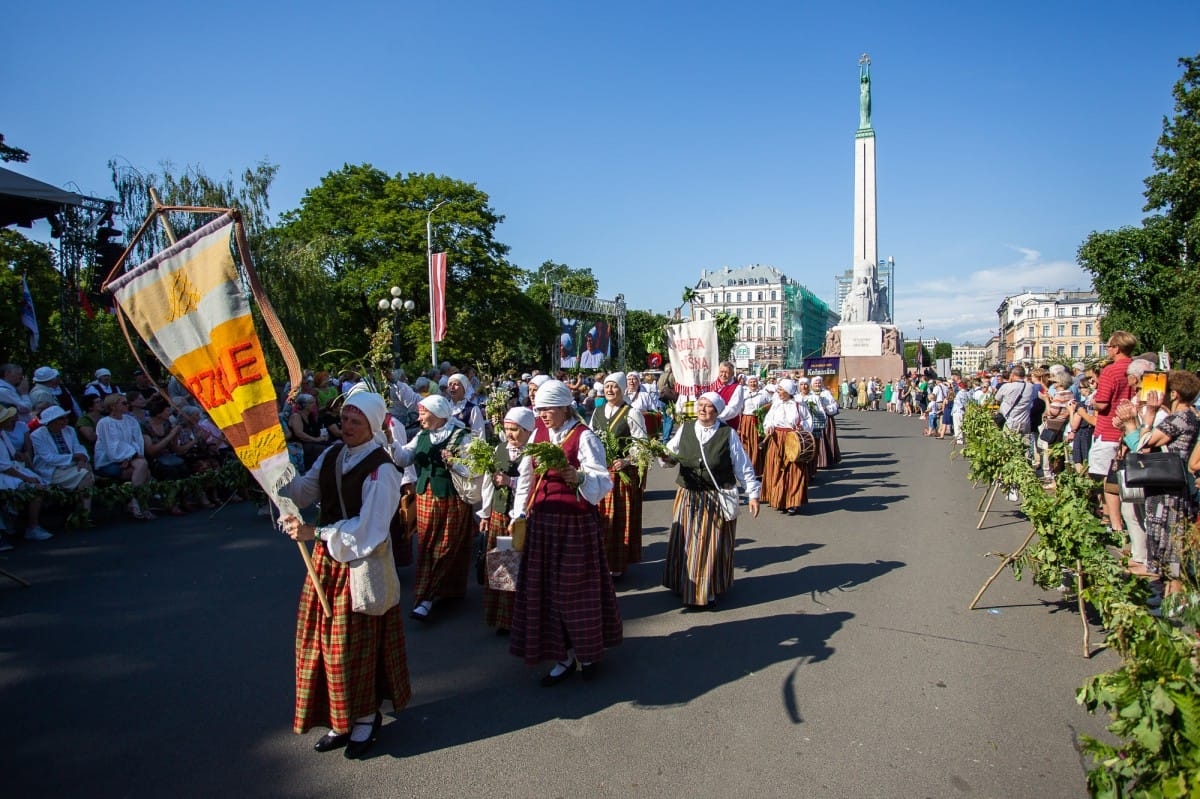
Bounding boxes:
[892,247,1093,344]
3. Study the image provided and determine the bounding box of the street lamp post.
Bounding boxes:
[377,286,415,371]
[427,199,451,367]
[916,318,924,371]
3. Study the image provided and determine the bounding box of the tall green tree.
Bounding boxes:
[1079,53,1200,366]
[277,166,549,375]
[524,260,599,307]
[624,308,674,370]
[0,231,59,365]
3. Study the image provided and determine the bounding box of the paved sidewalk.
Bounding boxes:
[0,410,1114,798]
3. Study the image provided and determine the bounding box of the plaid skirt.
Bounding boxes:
[294,541,411,734]
[413,487,473,604]
[482,509,516,629]
[662,488,735,606]
[509,505,623,665]
[598,464,643,574]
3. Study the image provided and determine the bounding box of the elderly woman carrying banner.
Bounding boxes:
[761,378,814,515]
[279,389,411,760]
[392,394,475,622]
[479,406,536,633]
[509,379,622,686]
[662,391,760,609]
[589,371,648,578]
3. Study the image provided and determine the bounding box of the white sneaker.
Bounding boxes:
[25,526,53,541]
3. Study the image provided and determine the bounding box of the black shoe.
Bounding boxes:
[495,626,510,637]
[540,660,577,687]
[313,730,349,752]
[344,712,382,760]
[580,662,599,682]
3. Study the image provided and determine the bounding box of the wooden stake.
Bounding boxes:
[148,188,177,244]
[977,482,1001,529]
[298,540,331,616]
[0,567,31,587]
[977,480,995,512]
[1077,559,1090,658]
[969,527,1037,609]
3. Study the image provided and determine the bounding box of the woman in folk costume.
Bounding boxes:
[509,380,622,686]
[761,379,814,515]
[392,394,476,622]
[479,406,536,633]
[737,374,772,476]
[810,376,841,466]
[279,389,411,760]
[589,371,648,578]
[446,372,486,437]
[795,378,826,478]
[662,392,761,609]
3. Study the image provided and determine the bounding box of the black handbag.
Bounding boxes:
[474,530,489,585]
[992,411,1006,429]
[1038,425,1063,445]
[1123,450,1190,490]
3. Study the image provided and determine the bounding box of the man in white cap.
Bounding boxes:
[509,379,622,686]
[579,327,604,369]
[29,366,82,423]
[84,368,121,400]
[391,394,477,622]
[280,388,412,760]
[559,333,577,369]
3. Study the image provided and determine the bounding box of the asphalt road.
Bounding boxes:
[0,410,1117,799]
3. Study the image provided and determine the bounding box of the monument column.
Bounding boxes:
[853,53,877,270]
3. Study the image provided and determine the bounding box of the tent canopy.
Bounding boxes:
[0,166,86,228]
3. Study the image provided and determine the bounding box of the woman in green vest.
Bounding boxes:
[392,394,476,622]
[589,371,649,578]
[479,406,536,633]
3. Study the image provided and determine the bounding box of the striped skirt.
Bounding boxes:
[294,541,411,734]
[509,506,623,665]
[661,488,736,606]
[598,464,643,574]
[413,487,473,605]
[761,430,808,510]
[736,414,764,476]
[482,509,516,630]
[822,416,841,465]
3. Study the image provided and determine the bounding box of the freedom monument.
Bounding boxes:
[824,54,905,380]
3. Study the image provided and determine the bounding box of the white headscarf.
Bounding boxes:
[778,379,797,397]
[503,406,536,431]
[419,394,454,420]
[533,380,574,409]
[698,391,725,414]
[343,388,387,431]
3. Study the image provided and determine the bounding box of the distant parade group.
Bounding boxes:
[275,359,845,757]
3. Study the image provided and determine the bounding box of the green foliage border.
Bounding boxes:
[960,404,1200,798]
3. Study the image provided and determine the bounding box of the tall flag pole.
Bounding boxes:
[20,275,39,352]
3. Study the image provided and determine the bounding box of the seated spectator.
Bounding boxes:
[75,393,104,454]
[83,368,121,400]
[94,393,154,520]
[143,396,199,515]
[31,405,95,519]
[125,369,156,422]
[0,404,53,541]
[288,394,329,469]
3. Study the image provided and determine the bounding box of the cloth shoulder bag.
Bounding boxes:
[335,449,401,616]
[698,430,739,522]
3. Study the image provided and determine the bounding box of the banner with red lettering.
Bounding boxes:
[106,213,297,514]
[666,319,718,399]
[430,251,447,342]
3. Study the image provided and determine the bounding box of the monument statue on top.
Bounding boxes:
[839,259,887,325]
[858,53,872,130]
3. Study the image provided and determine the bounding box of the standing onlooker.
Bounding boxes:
[1089,331,1137,534]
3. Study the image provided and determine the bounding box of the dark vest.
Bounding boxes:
[530,422,590,513]
[489,443,520,515]
[316,443,396,526]
[453,401,477,430]
[675,423,735,491]
[589,403,632,457]
[413,428,466,498]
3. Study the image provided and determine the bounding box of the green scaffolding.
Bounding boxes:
[785,283,833,367]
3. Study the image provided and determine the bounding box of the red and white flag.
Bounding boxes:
[430,251,447,342]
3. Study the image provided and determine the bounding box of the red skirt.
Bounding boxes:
[413,487,473,605]
[294,542,411,734]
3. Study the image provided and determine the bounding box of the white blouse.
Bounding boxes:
[763,400,814,434]
[511,417,612,511]
[94,414,146,468]
[30,425,89,481]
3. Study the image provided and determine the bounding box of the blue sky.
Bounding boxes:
[4,1,1197,346]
